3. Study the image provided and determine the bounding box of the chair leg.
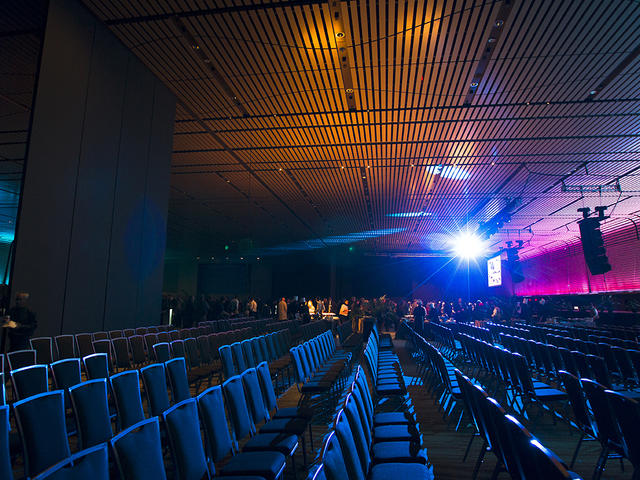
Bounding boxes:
[463,433,476,462]
[570,433,584,468]
[472,442,487,480]
[592,446,608,480]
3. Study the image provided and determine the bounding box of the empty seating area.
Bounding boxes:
[405,317,640,479]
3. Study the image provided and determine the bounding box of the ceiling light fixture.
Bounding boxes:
[335,32,345,38]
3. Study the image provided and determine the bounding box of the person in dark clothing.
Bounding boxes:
[4,292,37,351]
[412,300,426,335]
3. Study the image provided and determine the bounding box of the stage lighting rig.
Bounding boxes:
[477,198,521,238]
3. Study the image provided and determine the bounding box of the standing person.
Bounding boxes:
[412,300,426,335]
[277,297,288,321]
[316,297,324,316]
[248,298,258,316]
[4,293,37,351]
[339,299,349,324]
[230,295,240,315]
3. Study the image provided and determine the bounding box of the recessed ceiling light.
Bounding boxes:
[470,82,479,88]
[278,167,283,171]
[410,164,415,167]
[336,32,345,38]
[346,88,354,94]
[491,162,495,166]
[487,38,496,43]
[366,165,370,169]
[495,20,504,27]
[546,102,550,104]
[589,90,597,95]
[340,166,345,169]
[362,176,366,179]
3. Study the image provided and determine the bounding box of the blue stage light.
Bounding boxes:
[450,231,487,259]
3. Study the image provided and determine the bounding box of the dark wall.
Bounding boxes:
[11,0,175,336]
[190,250,501,302]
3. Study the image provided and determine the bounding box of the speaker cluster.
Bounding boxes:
[577,207,612,275]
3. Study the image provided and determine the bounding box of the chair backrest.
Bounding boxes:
[111,417,168,480]
[8,349,36,370]
[110,370,146,432]
[92,340,112,370]
[125,335,145,365]
[92,332,108,341]
[144,334,159,353]
[605,389,640,466]
[74,334,94,358]
[184,338,201,368]
[14,390,71,477]
[157,332,170,343]
[196,336,212,364]
[196,386,234,464]
[140,363,170,417]
[256,361,278,413]
[112,338,131,369]
[109,330,123,340]
[30,337,54,364]
[221,375,255,447]
[230,342,247,373]
[50,358,81,406]
[558,371,592,435]
[165,357,191,404]
[11,364,48,401]
[82,353,109,380]
[0,405,11,480]
[241,368,269,425]
[162,398,210,480]
[69,379,112,449]
[123,329,135,338]
[241,340,256,368]
[581,378,620,446]
[319,431,350,480]
[32,443,109,480]
[334,408,366,479]
[135,327,148,336]
[152,343,171,363]
[170,340,186,359]
[56,335,77,360]
[343,392,371,475]
[219,345,236,379]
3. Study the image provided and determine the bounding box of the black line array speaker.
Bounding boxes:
[506,246,524,284]
[578,217,612,275]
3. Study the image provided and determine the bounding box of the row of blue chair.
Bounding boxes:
[308,365,432,480]
[290,330,350,399]
[455,370,581,480]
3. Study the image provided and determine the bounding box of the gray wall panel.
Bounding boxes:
[137,81,175,326]
[12,0,175,337]
[103,61,154,331]
[63,26,128,334]
[11,0,94,336]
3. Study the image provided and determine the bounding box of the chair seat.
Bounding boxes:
[221,451,287,480]
[373,424,419,443]
[376,384,406,396]
[243,432,299,455]
[372,441,428,464]
[260,417,308,436]
[369,462,433,480]
[374,412,414,426]
[274,406,314,420]
[534,388,567,401]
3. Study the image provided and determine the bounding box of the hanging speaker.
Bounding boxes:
[578,216,611,275]
[506,245,524,283]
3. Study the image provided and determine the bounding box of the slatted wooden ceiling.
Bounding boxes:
[81,0,640,259]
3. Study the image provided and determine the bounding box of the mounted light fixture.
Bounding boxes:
[335,32,345,38]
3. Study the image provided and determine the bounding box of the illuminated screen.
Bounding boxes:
[488,255,502,287]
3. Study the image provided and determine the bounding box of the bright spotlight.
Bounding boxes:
[450,231,487,259]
